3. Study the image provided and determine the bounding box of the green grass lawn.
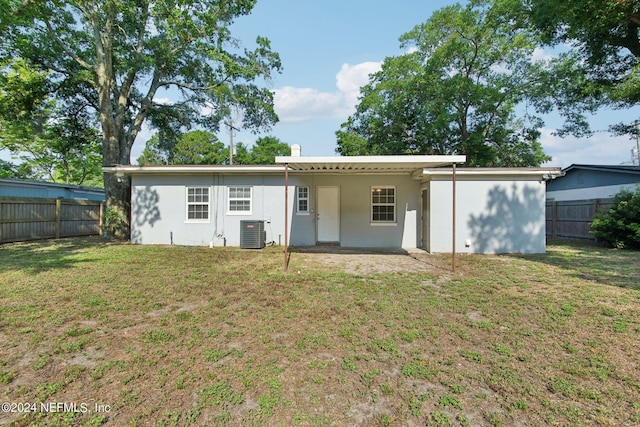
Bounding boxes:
[0,237,639,426]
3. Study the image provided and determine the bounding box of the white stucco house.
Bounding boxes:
[103,145,561,254]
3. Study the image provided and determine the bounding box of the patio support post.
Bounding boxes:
[452,163,457,272]
[284,163,289,271]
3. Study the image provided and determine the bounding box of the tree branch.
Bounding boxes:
[44,21,93,71]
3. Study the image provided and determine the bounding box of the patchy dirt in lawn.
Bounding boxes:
[291,247,455,275]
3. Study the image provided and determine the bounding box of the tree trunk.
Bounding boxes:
[103,171,131,239]
[101,120,131,240]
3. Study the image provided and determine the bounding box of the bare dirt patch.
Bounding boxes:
[291,247,454,275]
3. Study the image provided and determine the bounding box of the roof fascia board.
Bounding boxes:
[0,177,105,192]
[275,154,467,165]
[104,155,469,176]
[563,164,640,175]
[422,168,562,181]
[102,165,286,176]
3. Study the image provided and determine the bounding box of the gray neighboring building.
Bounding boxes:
[0,178,105,201]
[546,164,640,202]
[104,147,561,254]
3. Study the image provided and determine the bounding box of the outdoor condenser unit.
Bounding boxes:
[240,220,266,249]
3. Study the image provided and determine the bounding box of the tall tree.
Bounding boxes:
[137,133,290,165]
[136,134,171,166]
[5,0,281,237]
[0,58,103,185]
[0,58,50,146]
[173,130,227,165]
[337,1,595,166]
[138,130,228,165]
[522,0,640,133]
[46,111,103,186]
[249,136,290,164]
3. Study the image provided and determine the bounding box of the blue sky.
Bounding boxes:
[153,0,636,168]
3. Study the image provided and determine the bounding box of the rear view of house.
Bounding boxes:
[104,146,560,254]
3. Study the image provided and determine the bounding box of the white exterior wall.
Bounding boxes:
[426,177,547,254]
[289,174,421,248]
[131,173,422,248]
[131,174,294,247]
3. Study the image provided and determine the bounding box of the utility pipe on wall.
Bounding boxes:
[284,163,289,271]
[452,163,457,272]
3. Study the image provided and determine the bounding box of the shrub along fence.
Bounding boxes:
[546,198,615,240]
[0,197,103,244]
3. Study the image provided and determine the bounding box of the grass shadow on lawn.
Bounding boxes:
[0,236,108,274]
[523,238,640,291]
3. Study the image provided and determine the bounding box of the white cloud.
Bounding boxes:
[336,62,382,110]
[153,97,173,106]
[274,61,382,124]
[274,87,345,123]
[540,128,639,168]
[531,47,554,63]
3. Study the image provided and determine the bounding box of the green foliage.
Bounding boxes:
[522,0,640,134]
[429,411,451,426]
[438,394,462,409]
[173,131,226,165]
[590,187,640,249]
[0,159,33,179]
[137,132,290,165]
[0,58,50,138]
[142,329,175,345]
[248,136,291,164]
[0,370,15,384]
[103,208,128,240]
[336,1,553,167]
[4,0,282,235]
[0,58,103,186]
[401,360,437,380]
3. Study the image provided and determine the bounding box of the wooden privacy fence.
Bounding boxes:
[0,197,104,244]
[546,198,615,240]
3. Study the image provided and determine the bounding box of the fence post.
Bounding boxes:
[55,198,61,239]
[99,202,104,236]
[552,201,558,238]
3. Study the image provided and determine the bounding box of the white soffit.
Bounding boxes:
[275,155,467,173]
[422,167,563,180]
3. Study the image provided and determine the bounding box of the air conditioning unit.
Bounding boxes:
[240,220,265,249]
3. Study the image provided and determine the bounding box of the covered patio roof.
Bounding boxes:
[274,154,467,174]
[275,152,467,272]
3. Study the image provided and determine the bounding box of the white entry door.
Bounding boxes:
[316,186,340,244]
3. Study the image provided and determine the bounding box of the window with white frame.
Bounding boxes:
[297,186,309,213]
[186,187,210,221]
[371,186,395,223]
[228,186,252,213]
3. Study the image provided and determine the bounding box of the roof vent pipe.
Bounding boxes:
[291,144,301,157]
